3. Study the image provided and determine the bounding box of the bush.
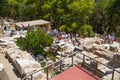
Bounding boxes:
[60,22,77,33]
[60,25,68,32]
[16,29,53,56]
[79,24,95,37]
[40,62,46,68]
[43,51,56,61]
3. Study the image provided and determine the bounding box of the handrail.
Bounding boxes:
[21,51,78,80]
[80,53,120,73]
[21,50,120,80]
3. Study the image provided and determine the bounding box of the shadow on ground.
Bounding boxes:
[12,69,21,78]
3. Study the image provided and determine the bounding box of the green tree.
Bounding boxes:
[42,0,66,28]
[0,0,9,17]
[5,0,94,34]
[7,0,38,20]
[79,24,95,37]
[106,0,120,33]
[88,0,110,34]
[0,0,95,35]
[60,0,94,33]
[16,29,53,56]
[18,0,38,20]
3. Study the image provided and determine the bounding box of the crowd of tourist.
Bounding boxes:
[0,23,116,46]
[48,29,81,46]
[105,33,115,44]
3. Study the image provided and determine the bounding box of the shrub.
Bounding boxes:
[40,62,46,68]
[79,24,95,37]
[16,29,53,56]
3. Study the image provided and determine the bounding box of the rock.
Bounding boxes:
[0,64,4,71]
[15,58,41,77]
[108,54,120,68]
[109,46,118,52]
[83,45,92,52]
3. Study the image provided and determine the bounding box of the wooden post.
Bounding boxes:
[60,60,62,72]
[46,67,49,80]
[111,69,115,80]
[31,74,33,80]
[95,61,98,75]
[82,55,85,67]
[71,54,74,66]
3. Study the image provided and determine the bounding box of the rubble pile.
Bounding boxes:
[108,54,120,68]
[52,41,75,58]
[81,37,120,79]
[83,37,104,45]
[102,68,120,80]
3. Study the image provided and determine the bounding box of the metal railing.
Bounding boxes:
[21,51,120,80]
[81,53,120,80]
[21,51,77,80]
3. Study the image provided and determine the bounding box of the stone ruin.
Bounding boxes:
[108,54,120,68]
[0,33,46,80]
[80,37,120,80]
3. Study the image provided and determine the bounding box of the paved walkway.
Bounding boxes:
[0,53,21,80]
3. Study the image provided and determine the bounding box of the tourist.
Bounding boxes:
[22,25,25,31]
[28,24,30,32]
[77,40,81,46]
[111,33,115,44]
[0,25,1,28]
[105,35,108,44]
[2,24,7,34]
[108,34,111,44]
[34,26,36,31]
[53,29,58,36]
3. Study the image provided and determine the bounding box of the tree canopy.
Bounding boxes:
[0,0,120,35]
[106,0,120,33]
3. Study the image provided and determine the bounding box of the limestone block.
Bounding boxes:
[15,59,41,76]
[83,45,92,52]
[95,40,101,45]
[0,64,4,71]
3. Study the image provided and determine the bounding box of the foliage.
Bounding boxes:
[60,22,77,33]
[7,0,38,20]
[16,29,53,55]
[59,25,68,32]
[79,24,95,37]
[68,0,94,24]
[40,62,46,68]
[88,0,111,34]
[46,53,56,61]
[59,0,94,33]
[88,0,120,35]
[0,0,9,17]
[16,37,27,50]
[42,51,56,61]
[5,0,94,33]
[0,0,120,35]
[106,0,120,33]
